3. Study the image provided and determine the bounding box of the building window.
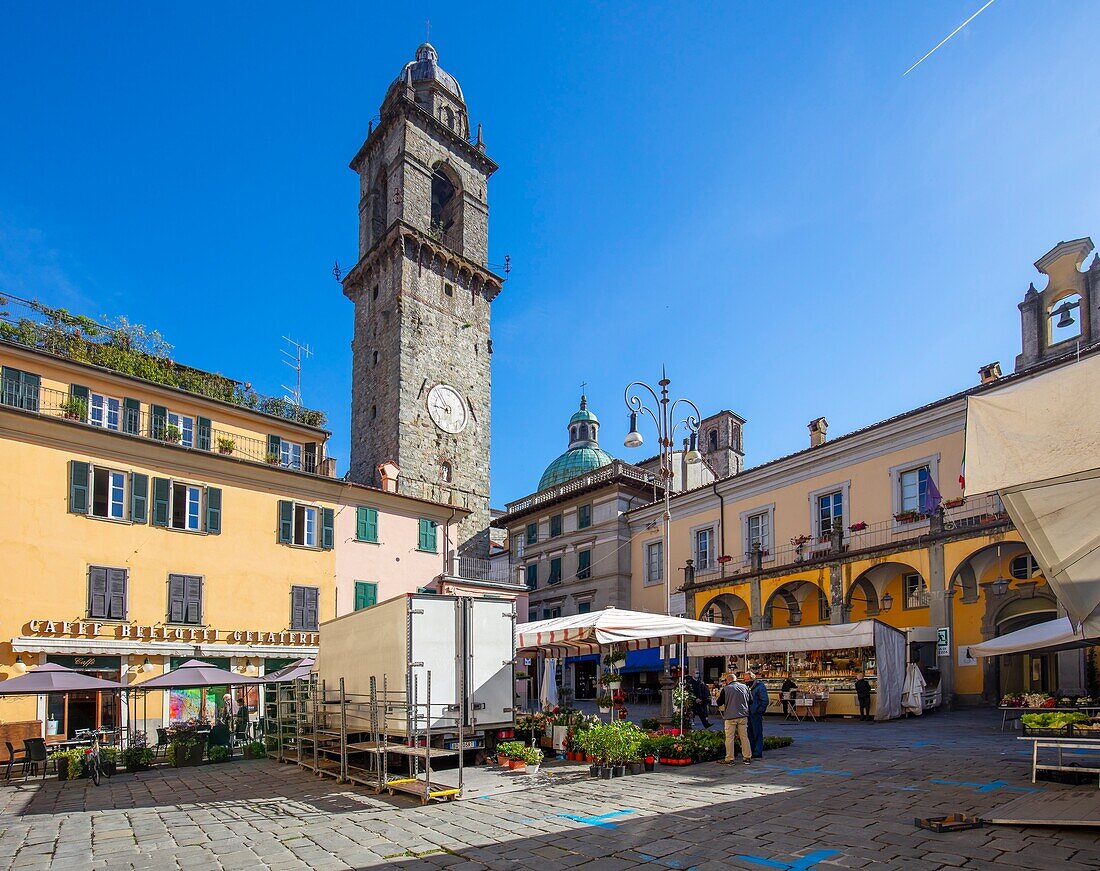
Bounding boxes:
[87,566,127,620]
[166,412,194,448]
[89,393,121,431]
[280,440,303,471]
[904,573,928,609]
[526,522,538,545]
[444,282,454,296]
[545,606,562,620]
[525,563,538,590]
[356,506,379,542]
[577,549,592,580]
[578,504,592,530]
[548,557,562,585]
[527,608,538,623]
[167,574,203,625]
[577,601,592,614]
[170,482,203,532]
[1011,554,1039,580]
[354,581,378,611]
[291,586,320,632]
[694,528,714,570]
[899,466,929,514]
[512,534,524,560]
[550,514,563,537]
[645,541,664,585]
[817,491,843,536]
[417,518,438,552]
[818,589,832,622]
[91,467,127,520]
[746,511,770,554]
[708,429,718,452]
[1,366,40,411]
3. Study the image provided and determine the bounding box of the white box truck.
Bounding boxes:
[315,593,516,752]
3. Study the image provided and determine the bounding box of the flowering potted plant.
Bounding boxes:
[848,521,868,532]
[216,435,235,455]
[893,509,923,524]
[943,497,966,509]
[596,693,613,714]
[60,396,87,421]
[523,746,543,774]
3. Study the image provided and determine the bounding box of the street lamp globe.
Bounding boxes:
[684,431,702,466]
[624,411,643,448]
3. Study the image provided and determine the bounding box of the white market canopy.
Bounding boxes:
[517,607,748,656]
[685,620,901,657]
[968,616,1100,657]
[965,352,1100,634]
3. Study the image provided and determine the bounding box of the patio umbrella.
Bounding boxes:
[134,658,265,689]
[0,662,124,694]
[263,658,315,684]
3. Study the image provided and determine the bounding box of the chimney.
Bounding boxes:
[978,361,1002,385]
[808,417,828,448]
[377,460,400,493]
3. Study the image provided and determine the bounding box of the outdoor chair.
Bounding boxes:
[4,741,27,781]
[208,723,233,759]
[23,738,50,778]
[155,728,169,758]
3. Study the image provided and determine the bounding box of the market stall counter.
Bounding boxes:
[687,620,907,721]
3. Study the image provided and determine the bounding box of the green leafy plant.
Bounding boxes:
[243,741,266,758]
[265,451,281,465]
[216,435,235,454]
[496,741,527,760]
[264,735,279,751]
[163,423,182,443]
[208,745,230,763]
[596,693,614,710]
[602,650,626,667]
[1021,712,1089,729]
[522,746,543,765]
[60,396,87,420]
[48,747,88,780]
[639,718,660,732]
[121,744,154,770]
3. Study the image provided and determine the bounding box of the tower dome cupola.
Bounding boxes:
[538,395,615,491]
[388,43,469,137]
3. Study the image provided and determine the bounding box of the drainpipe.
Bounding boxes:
[444,507,459,579]
[713,475,726,579]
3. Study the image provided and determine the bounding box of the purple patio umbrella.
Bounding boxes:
[263,658,314,684]
[134,658,265,689]
[0,662,124,694]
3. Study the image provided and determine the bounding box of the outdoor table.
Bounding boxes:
[1018,735,1100,786]
[999,706,1100,731]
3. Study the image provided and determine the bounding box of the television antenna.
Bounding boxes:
[281,336,313,407]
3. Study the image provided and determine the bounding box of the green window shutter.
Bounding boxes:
[321,507,335,550]
[184,576,203,624]
[354,581,377,611]
[267,434,281,460]
[356,506,379,542]
[168,574,185,623]
[277,500,294,544]
[549,558,561,585]
[525,563,538,590]
[196,416,212,451]
[205,487,222,534]
[578,549,591,579]
[291,586,305,629]
[526,522,538,545]
[70,384,89,421]
[123,398,140,434]
[107,569,127,620]
[88,567,108,618]
[130,473,149,524]
[151,477,170,527]
[150,405,167,439]
[69,460,90,514]
[305,587,319,630]
[418,519,437,552]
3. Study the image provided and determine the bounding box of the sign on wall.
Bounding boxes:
[26,620,318,646]
[936,627,950,658]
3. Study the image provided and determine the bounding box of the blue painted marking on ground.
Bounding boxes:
[556,809,636,828]
[735,849,842,870]
[754,763,852,777]
[930,778,1041,794]
[911,741,936,748]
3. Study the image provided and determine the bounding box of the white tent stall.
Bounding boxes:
[969,616,1100,657]
[686,619,908,720]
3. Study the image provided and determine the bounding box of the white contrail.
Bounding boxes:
[903,0,998,76]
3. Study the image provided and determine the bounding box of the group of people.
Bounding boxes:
[685,670,769,764]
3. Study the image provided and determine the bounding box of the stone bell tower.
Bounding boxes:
[342,43,502,556]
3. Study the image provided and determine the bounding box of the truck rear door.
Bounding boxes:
[409,595,460,730]
[464,598,516,729]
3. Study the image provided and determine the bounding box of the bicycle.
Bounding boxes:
[84,733,102,786]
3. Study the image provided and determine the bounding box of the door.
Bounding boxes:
[465,598,516,728]
[575,661,597,699]
[409,595,460,731]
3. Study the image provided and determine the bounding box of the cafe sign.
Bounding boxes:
[27,620,318,647]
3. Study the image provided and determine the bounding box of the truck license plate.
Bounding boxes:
[445,739,483,750]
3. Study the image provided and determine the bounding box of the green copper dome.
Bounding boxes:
[537,394,615,491]
[538,446,616,491]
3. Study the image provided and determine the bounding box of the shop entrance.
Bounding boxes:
[996,606,1058,696]
[574,661,597,700]
[45,655,121,737]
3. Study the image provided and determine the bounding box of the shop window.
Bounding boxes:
[0,366,40,411]
[277,501,333,549]
[291,585,320,631]
[577,549,592,580]
[417,518,438,552]
[548,557,562,585]
[904,573,928,609]
[90,467,127,520]
[645,541,663,585]
[167,574,203,625]
[526,522,538,545]
[1011,554,1039,580]
[525,563,538,590]
[354,581,378,611]
[88,566,127,620]
[550,513,563,538]
[578,503,592,530]
[817,491,843,537]
[899,466,929,514]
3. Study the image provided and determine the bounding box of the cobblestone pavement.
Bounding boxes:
[1,710,1098,870]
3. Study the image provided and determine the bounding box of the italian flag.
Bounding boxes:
[959,449,965,493]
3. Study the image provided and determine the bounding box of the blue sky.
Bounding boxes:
[2,2,1098,505]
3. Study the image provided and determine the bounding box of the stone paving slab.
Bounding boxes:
[1,710,1099,869]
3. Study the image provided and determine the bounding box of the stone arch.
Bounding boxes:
[845,575,880,616]
[1048,289,1083,345]
[848,560,925,618]
[764,580,827,628]
[430,161,464,253]
[948,540,1035,604]
[699,593,750,628]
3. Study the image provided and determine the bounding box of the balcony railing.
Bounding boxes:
[453,555,514,584]
[691,492,1009,587]
[504,460,657,515]
[1,385,335,477]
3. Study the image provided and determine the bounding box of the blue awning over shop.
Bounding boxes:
[619,647,681,673]
[565,654,600,665]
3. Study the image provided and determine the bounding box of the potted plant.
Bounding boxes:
[208,745,230,764]
[523,746,543,774]
[265,451,281,465]
[599,672,622,691]
[216,435,235,455]
[848,521,868,532]
[943,496,966,509]
[602,650,626,668]
[596,693,613,714]
[99,747,118,777]
[121,740,154,772]
[163,423,183,444]
[243,740,266,760]
[60,396,87,421]
[49,747,87,781]
[894,509,923,524]
[167,738,204,767]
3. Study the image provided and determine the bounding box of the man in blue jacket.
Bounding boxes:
[746,671,769,759]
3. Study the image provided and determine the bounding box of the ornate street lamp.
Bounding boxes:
[623,366,701,724]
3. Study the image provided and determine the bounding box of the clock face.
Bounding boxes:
[427,384,468,434]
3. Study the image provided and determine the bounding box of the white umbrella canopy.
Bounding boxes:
[965,352,1100,632]
[517,606,748,655]
[968,616,1100,657]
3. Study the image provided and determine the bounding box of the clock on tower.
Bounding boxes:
[342,43,502,557]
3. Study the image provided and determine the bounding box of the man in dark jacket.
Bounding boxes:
[686,671,712,729]
[746,672,769,758]
[718,672,752,764]
[855,673,873,721]
[780,674,797,717]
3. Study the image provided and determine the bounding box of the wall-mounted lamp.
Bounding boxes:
[13,655,27,674]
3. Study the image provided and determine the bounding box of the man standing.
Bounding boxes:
[686,670,713,729]
[746,671,769,758]
[780,673,797,717]
[855,672,873,721]
[718,671,752,764]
